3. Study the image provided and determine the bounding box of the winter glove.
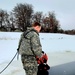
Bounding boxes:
[43,58,47,63]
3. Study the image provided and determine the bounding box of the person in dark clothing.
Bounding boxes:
[36,51,50,75]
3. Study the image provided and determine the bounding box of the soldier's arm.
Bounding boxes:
[30,33,42,58]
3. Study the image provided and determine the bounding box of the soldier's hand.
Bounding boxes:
[17,48,19,52]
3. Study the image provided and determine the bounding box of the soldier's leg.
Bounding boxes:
[24,63,38,75]
[21,55,38,75]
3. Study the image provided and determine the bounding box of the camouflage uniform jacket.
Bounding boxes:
[18,27,42,58]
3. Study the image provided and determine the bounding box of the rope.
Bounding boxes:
[0,52,18,74]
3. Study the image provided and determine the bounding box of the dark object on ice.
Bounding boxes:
[37,70,49,75]
[38,63,50,71]
[37,63,50,75]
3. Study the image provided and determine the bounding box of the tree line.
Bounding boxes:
[0,3,75,34]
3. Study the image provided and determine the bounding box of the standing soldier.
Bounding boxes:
[17,22,42,75]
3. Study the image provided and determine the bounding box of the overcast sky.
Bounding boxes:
[0,0,75,30]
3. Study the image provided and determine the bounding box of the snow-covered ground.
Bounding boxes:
[0,32,75,75]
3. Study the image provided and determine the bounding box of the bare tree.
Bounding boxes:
[48,12,60,32]
[0,9,5,27]
[9,12,16,31]
[13,3,33,31]
[31,12,43,23]
[43,12,60,33]
[0,9,9,31]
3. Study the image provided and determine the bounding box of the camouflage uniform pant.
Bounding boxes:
[21,55,38,75]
